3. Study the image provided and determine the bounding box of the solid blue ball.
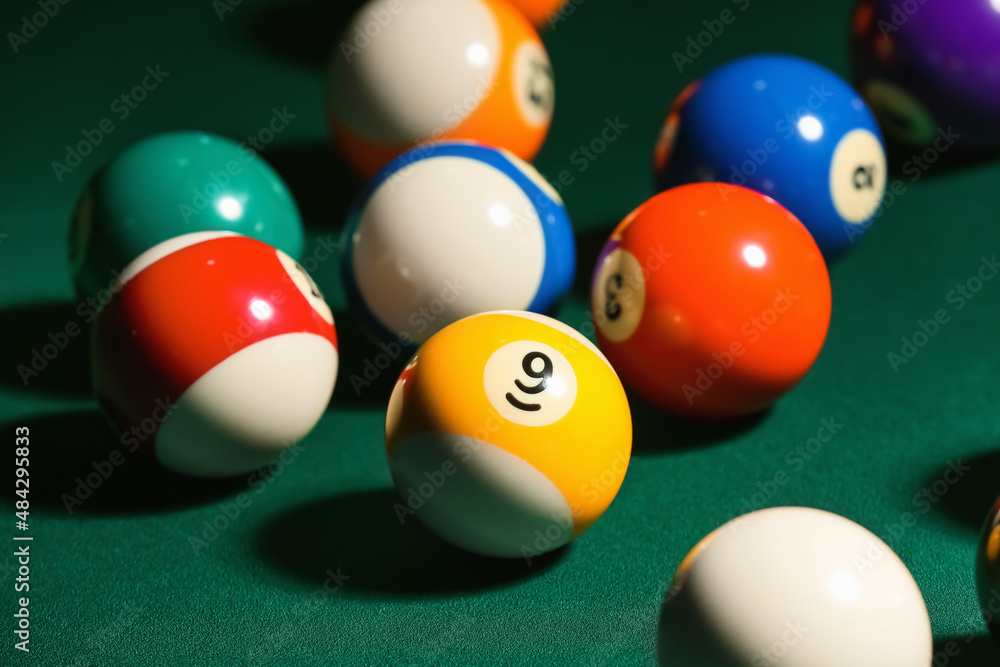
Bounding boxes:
[654,54,887,259]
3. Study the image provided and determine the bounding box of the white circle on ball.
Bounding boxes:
[828,128,887,224]
[513,40,554,128]
[352,156,546,343]
[330,0,501,143]
[483,340,577,427]
[276,249,334,325]
[591,247,645,343]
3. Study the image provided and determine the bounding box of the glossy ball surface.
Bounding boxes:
[92,232,338,478]
[852,0,1000,151]
[591,183,831,418]
[506,0,565,28]
[327,0,554,177]
[658,507,933,667]
[655,55,886,258]
[385,311,631,558]
[70,131,304,299]
[342,141,575,346]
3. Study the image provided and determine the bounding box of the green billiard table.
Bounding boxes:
[3,0,1000,663]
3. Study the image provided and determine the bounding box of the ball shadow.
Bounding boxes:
[0,301,93,397]
[236,0,364,71]
[255,488,568,598]
[0,410,247,515]
[629,391,771,455]
[883,133,1000,181]
[933,636,1000,665]
[328,311,405,409]
[571,226,612,298]
[262,143,363,232]
[925,449,1000,531]
[656,581,746,666]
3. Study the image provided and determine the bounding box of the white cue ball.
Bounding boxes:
[658,507,932,667]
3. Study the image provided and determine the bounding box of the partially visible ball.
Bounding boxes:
[92,232,338,478]
[658,507,933,667]
[591,183,831,418]
[852,0,1000,151]
[327,0,554,177]
[342,141,575,347]
[655,54,887,258]
[70,131,304,300]
[977,496,1000,642]
[386,311,632,558]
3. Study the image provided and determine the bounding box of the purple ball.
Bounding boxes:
[851,0,1000,151]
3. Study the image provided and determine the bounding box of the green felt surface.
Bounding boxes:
[3,0,1000,664]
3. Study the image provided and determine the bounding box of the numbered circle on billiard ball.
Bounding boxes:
[591,183,831,418]
[70,131,304,300]
[327,0,554,177]
[385,311,631,558]
[658,507,933,667]
[92,232,338,478]
[654,54,887,258]
[852,0,1000,152]
[341,141,574,347]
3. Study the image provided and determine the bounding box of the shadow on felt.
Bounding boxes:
[0,410,249,515]
[925,449,1000,532]
[255,488,568,598]
[327,309,409,410]
[0,301,93,397]
[261,143,363,233]
[932,635,1000,665]
[234,0,365,71]
[629,391,771,454]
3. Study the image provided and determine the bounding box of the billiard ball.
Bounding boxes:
[658,507,933,666]
[70,131,304,300]
[654,54,887,258]
[341,141,575,347]
[385,311,631,558]
[977,496,1000,641]
[591,183,831,418]
[506,0,565,28]
[92,232,338,478]
[327,0,554,177]
[852,0,1000,152]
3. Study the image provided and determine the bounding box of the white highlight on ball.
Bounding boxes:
[465,42,490,68]
[742,244,767,268]
[215,195,244,221]
[828,570,859,602]
[797,115,824,141]
[249,298,273,321]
